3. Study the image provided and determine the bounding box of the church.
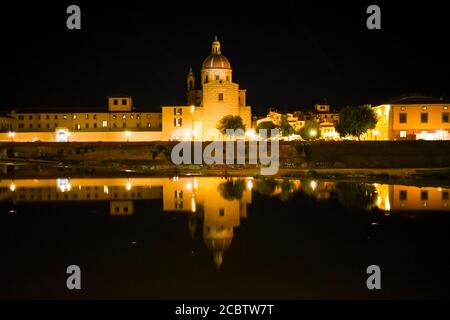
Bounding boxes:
[162,37,251,141]
[0,38,252,142]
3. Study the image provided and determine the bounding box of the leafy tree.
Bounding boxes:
[336,182,377,210]
[299,120,321,141]
[336,104,377,139]
[256,121,278,137]
[217,115,246,135]
[218,179,246,200]
[280,115,294,136]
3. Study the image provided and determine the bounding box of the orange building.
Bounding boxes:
[367,96,450,141]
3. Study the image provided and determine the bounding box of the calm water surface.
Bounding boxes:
[1,176,449,299]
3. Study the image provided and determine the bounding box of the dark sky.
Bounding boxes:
[1,1,449,115]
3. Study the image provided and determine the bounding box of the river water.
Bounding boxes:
[1,176,449,299]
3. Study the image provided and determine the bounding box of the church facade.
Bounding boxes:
[0,38,251,142]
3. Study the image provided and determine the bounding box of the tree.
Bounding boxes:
[299,120,321,141]
[336,105,377,139]
[217,115,246,135]
[256,121,278,137]
[218,179,246,201]
[280,115,294,136]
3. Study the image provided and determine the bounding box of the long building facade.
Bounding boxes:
[0,38,251,142]
[366,96,450,141]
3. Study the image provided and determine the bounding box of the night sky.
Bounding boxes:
[1,1,449,115]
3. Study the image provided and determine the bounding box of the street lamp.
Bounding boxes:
[309,129,317,138]
[8,131,15,142]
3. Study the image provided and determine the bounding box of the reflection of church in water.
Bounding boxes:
[0,177,252,269]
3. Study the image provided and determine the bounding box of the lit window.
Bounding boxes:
[400,131,407,138]
[122,114,126,119]
[174,118,182,127]
[102,120,108,127]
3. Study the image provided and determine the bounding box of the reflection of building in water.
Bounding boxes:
[0,176,252,269]
[374,184,450,212]
[162,177,252,269]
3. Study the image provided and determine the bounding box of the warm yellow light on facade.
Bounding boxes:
[191,197,196,213]
[193,178,198,189]
[126,180,132,191]
[8,131,15,139]
[9,182,16,192]
[310,129,317,137]
[190,105,195,114]
[247,179,253,190]
[310,180,317,191]
[373,130,379,136]
[186,181,192,190]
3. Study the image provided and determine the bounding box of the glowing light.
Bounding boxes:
[8,131,15,138]
[245,129,256,140]
[57,178,71,192]
[56,129,70,142]
[191,197,196,212]
[310,180,317,191]
[373,130,379,136]
[310,130,317,137]
[247,179,253,190]
[385,194,391,211]
[126,180,132,191]
[377,109,382,117]
[186,181,192,190]
[193,178,198,189]
[190,105,195,114]
[9,182,16,192]
[103,186,109,194]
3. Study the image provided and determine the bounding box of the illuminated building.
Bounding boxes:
[0,38,251,142]
[366,96,450,141]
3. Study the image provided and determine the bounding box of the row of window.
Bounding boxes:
[17,113,159,121]
[18,122,158,129]
[399,112,449,124]
[399,190,449,201]
[400,106,449,111]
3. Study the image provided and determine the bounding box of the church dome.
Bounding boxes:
[202,37,231,70]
